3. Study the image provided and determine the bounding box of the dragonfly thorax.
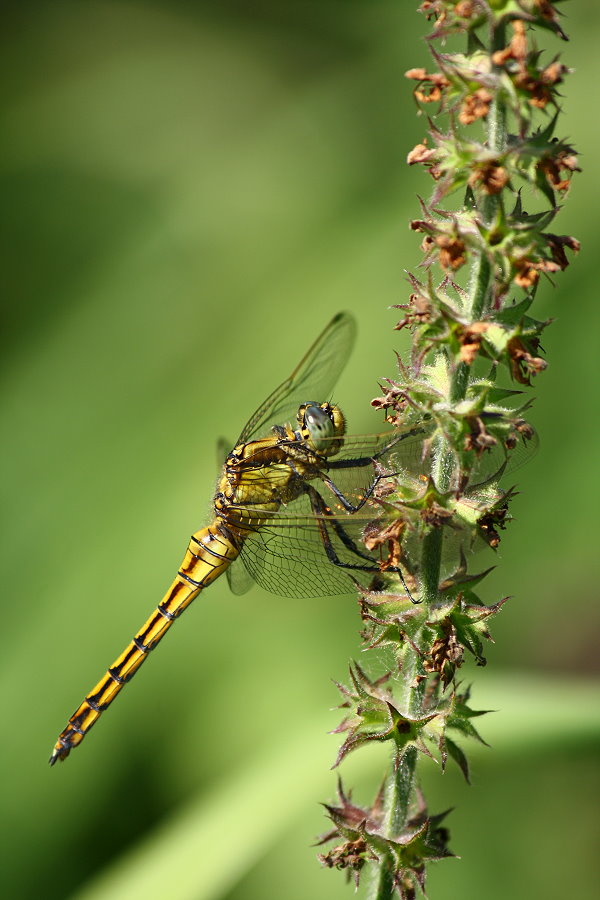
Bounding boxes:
[296,402,345,456]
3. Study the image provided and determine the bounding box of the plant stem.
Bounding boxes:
[371,27,513,900]
[420,527,444,602]
[368,639,425,900]
[369,747,419,900]
[369,852,397,900]
[379,747,419,893]
[455,90,507,404]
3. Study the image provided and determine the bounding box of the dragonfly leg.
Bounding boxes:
[285,456,378,513]
[319,470,379,513]
[324,426,428,512]
[303,484,417,602]
[327,425,428,472]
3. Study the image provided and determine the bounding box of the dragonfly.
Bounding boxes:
[50,312,434,765]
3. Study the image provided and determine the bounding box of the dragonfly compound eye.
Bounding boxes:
[298,402,346,454]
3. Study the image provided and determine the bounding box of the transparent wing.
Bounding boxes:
[226,558,255,596]
[467,426,539,486]
[237,492,377,599]
[237,312,356,444]
[232,422,536,495]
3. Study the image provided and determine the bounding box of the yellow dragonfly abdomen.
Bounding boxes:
[49,525,238,763]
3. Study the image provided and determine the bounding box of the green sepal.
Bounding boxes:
[318,781,455,897]
[444,687,490,746]
[442,735,471,783]
[331,664,439,768]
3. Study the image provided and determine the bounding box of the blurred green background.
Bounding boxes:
[2,2,599,898]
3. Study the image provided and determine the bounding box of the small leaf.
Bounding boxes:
[445,736,471,784]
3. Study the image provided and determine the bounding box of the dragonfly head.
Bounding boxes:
[296,402,345,456]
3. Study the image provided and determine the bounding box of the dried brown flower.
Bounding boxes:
[539,150,580,193]
[507,337,547,384]
[492,20,528,67]
[459,322,491,365]
[405,68,450,104]
[364,519,407,571]
[436,234,467,271]
[459,89,493,125]
[468,162,509,195]
[423,620,463,688]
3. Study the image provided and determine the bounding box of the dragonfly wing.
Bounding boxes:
[217,437,232,469]
[475,425,539,484]
[330,421,537,488]
[239,524,360,599]
[237,312,357,444]
[226,560,255,596]
[237,493,377,599]
[443,423,539,489]
[329,427,431,475]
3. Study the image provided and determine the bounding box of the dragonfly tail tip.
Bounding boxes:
[48,745,69,766]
